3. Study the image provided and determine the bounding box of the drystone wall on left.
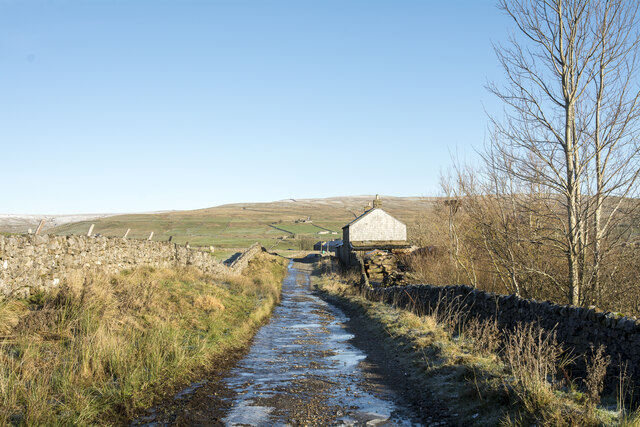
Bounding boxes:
[0,234,248,299]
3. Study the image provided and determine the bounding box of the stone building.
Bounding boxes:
[337,198,409,265]
[313,239,342,253]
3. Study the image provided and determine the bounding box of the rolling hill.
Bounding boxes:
[43,196,438,254]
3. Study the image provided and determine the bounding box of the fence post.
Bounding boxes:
[35,220,46,235]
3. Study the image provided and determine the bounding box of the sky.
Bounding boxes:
[0,0,512,214]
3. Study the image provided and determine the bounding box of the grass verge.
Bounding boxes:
[313,272,636,426]
[0,252,288,426]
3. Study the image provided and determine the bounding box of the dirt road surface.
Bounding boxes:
[134,261,450,426]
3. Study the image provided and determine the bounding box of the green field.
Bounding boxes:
[47,196,438,251]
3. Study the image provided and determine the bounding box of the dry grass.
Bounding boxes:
[193,295,225,311]
[500,323,588,426]
[315,272,630,426]
[584,345,610,406]
[429,291,469,334]
[502,323,565,400]
[315,274,509,425]
[0,300,28,335]
[464,317,500,356]
[0,252,287,426]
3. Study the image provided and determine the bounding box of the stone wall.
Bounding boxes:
[0,234,260,299]
[366,283,640,391]
[228,242,264,273]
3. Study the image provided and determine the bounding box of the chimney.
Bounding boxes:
[372,194,382,208]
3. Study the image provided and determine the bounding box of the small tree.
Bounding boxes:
[295,235,315,251]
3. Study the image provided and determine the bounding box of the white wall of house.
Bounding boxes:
[348,209,406,242]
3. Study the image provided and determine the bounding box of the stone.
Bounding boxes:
[0,234,255,301]
[33,234,48,245]
[618,318,638,333]
[358,279,640,392]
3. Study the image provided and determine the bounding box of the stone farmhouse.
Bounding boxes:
[337,197,409,265]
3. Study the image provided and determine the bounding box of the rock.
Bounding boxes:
[617,317,638,333]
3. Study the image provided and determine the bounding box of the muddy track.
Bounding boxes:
[322,293,456,426]
[133,261,450,426]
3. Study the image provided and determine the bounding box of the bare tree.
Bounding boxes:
[488,0,640,305]
[440,171,480,287]
[586,0,640,305]
[444,151,566,300]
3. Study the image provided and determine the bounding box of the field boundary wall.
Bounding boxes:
[0,235,263,299]
[366,283,640,390]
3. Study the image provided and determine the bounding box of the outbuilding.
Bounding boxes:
[313,239,342,253]
[338,197,410,265]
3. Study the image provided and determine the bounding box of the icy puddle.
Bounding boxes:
[220,261,418,426]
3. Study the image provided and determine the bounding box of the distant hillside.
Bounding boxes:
[0,214,118,234]
[45,196,439,252]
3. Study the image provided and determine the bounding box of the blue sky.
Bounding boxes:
[0,0,511,214]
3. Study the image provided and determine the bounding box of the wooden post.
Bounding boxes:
[87,224,95,237]
[123,228,130,239]
[35,220,46,235]
[168,235,173,242]
[148,232,154,241]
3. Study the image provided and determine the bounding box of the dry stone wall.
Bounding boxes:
[0,234,258,299]
[229,243,264,272]
[366,283,640,391]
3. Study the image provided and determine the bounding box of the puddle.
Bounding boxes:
[289,323,323,329]
[133,261,420,426]
[219,261,418,426]
[224,401,274,425]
